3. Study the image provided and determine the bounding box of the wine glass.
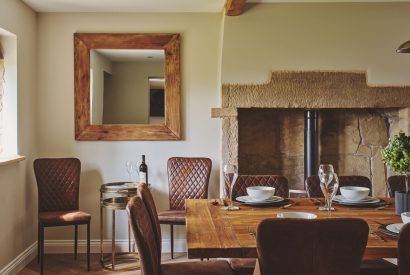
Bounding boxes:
[318,164,336,211]
[223,164,238,210]
[125,161,135,181]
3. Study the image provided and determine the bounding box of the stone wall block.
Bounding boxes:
[371,147,388,197]
[360,116,389,146]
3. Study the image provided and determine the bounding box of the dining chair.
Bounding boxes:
[157,157,212,259]
[399,222,410,274]
[34,158,91,275]
[255,218,369,275]
[229,175,289,201]
[226,175,288,275]
[387,175,406,198]
[306,175,372,198]
[127,195,234,275]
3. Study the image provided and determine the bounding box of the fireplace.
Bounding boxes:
[212,71,410,196]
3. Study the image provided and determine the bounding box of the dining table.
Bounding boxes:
[186,198,400,260]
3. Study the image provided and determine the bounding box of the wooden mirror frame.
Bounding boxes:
[74,33,181,140]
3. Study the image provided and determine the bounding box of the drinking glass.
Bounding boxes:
[125,161,135,181]
[318,164,335,211]
[223,164,238,210]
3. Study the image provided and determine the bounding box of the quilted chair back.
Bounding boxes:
[167,157,212,210]
[229,175,289,200]
[387,175,406,198]
[34,158,81,212]
[127,196,160,275]
[256,218,369,275]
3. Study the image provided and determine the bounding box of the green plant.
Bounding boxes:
[382,131,410,192]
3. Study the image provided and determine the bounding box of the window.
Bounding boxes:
[0,28,19,162]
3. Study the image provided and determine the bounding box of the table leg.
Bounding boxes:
[100,196,103,264]
[112,209,115,270]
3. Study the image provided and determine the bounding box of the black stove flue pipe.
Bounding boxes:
[304,110,319,181]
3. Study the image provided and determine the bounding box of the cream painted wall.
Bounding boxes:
[105,61,163,124]
[0,0,37,269]
[90,50,112,124]
[37,13,222,246]
[222,3,410,85]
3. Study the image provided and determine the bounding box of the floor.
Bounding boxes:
[18,253,188,274]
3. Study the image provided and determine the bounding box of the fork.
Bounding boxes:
[369,228,386,242]
[248,227,256,238]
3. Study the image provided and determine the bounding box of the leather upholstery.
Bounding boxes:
[127,196,233,275]
[157,210,185,223]
[161,261,233,275]
[127,196,161,275]
[399,222,410,274]
[228,258,255,275]
[137,184,162,262]
[39,210,91,225]
[387,175,406,198]
[34,158,81,212]
[256,218,369,275]
[360,259,398,275]
[306,175,372,198]
[167,157,212,210]
[228,175,289,201]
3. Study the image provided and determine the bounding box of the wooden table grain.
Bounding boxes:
[186,198,400,260]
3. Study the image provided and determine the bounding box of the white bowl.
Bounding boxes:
[277,212,317,219]
[340,186,370,201]
[402,212,410,224]
[246,186,275,201]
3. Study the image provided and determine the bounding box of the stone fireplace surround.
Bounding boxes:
[212,71,410,196]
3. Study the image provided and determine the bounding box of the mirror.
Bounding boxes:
[74,33,181,140]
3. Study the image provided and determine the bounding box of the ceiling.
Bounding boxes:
[95,49,164,62]
[22,0,410,13]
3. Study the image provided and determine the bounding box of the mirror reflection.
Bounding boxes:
[90,49,165,125]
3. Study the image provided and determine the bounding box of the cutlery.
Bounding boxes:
[369,228,386,242]
[280,203,294,209]
[376,204,390,210]
[248,227,256,238]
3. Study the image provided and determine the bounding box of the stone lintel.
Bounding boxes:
[211,108,237,118]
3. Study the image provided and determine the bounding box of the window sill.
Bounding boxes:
[0,155,26,166]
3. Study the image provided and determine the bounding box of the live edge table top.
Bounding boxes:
[186,198,400,260]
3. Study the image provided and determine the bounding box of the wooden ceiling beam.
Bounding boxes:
[225,0,246,16]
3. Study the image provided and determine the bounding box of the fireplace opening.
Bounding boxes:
[237,108,399,196]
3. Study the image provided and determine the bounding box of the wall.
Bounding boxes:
[37,13,222,250]
[222,3,410,85]
[90,50,112,124]
[0,0,38,270]
[104,61,163,124]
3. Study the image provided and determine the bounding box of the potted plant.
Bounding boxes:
[382,131,410,214]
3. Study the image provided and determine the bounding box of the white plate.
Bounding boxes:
[333,195,380,204]
[236,195,284,204]
[386,223,404,234]
[277,212,317,219]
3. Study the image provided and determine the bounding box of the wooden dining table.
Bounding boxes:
[186,198,401,260]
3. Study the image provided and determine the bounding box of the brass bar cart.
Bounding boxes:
[100,182,140,270]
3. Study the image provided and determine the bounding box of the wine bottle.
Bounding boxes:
[139,155,148,184]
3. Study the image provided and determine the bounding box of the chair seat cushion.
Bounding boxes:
[360,259,398,275]
[228,258,256,275]
[158,209,186,223]
[161,260,233,275]
[39,210,91,225]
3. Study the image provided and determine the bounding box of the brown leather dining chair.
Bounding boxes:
[387,175,406,198]
[34,158,91,274]
[255,218,369,275]
[158,157,212,259]
[127,194,234,275]
[228,175,289,201]
[306,175,372,198]
[227,175,289,275]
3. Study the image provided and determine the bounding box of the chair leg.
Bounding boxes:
[74,224,78,260]
[37,222,41,264]
[170,224,174,259]
[87,222,90,272]
[40,225,44,275]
